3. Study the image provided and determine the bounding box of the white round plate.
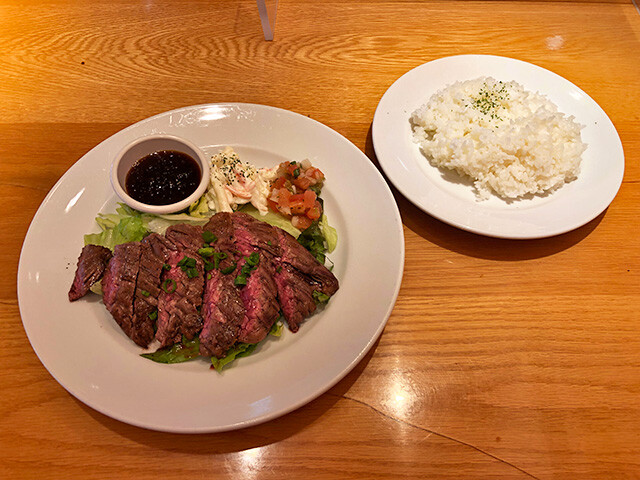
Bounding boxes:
[18,104,404,433]
[372,54,624,239]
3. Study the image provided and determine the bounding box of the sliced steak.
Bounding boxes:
[273,263,317,332]
[165,224,204,251]
[156,249,205,347]
[101,242,148,346]
[273,228,338,331]
[156,223,206,346]
[231,213,281,344]
[237,256,280,344]
[200,213,245,357]
[131,234,175,348]
[200,269,245,357]
[144,231,176,259]
[68,245,112,301]
[275,228,339,296]
[232,212,280,257]
[230,212,339,335]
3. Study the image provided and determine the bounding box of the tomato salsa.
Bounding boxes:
[267,160,325,230]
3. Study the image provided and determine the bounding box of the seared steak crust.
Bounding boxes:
[101,242,145,346]
[232,214,281,344]
[165,224,204,251]
[131,234,174,348]
[232,212,280,257]
[68,245,112,301]
[200,270,245,357]
[200,213,245,357]
[237,255,281,344]
[275,228,339,296]
[273,263,317,332]
[157,249,205,347]
[156,225,206,346]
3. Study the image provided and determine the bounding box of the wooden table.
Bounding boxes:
[1,1,639,478]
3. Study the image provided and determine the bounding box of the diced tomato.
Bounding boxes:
[292,215,313,230]
[276,188,292,216]
[289,193,306,215]
[306,200,322,220]
[307,167,325,182]
[267,198,279,213]
[303,189,316,209]
[293,175,312,190]
[273,176,288,190]
[286,162,300,177]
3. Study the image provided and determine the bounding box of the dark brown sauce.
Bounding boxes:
[125,150,201,206]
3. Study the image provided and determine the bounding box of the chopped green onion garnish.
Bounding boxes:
[161,278,177,293]
[204,260,215,271]
[220,262,236,275]
[163,263,171,270]
[177,256,196,269]
[148,310,158,320]
[312,290,330,304]
[218,252,228,260]
[202,231,217,243]
[246,252,260,266]
[234,275,247,286]
[198,247,214,257]
[186,267,199,279]
[140,289,150,297]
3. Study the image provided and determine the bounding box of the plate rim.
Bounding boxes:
[17,102,405,433]
[372,54,625,239]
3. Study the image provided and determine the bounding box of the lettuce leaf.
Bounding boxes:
[268,320,284,337]
[187,194,211,218]
[297,220,326,264]
[84,205,148,249]
[140,337,201,364]
[210,321,284,372]
[319,214,337,253]
[210,343,257,372]
[84,203,209,249]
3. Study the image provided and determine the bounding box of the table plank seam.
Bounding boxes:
[0,182,52,193]
[335,393,541,479]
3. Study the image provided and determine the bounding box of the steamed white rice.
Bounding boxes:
[410,77,586,200]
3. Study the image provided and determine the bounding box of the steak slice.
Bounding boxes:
[200,213,245,358]
[131,234,175,348]
[237,256,280,344]
[156,249,205,347]
[200,269,245,357]
[157,224,206,346]
[232,212,280,257]
[273,228,339,331]
[68,245,112,301]
[231,213,281,344]
[273,263,317,332]
[165,224,204,251]
[275,228,339,296]
[101,242,147,346]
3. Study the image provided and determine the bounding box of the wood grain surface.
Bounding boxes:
[1,1,639,479]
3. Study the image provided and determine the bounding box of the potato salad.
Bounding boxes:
[204,147,277,215]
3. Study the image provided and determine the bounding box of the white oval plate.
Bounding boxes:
[18,104,405,433]
[372,55,624,239]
